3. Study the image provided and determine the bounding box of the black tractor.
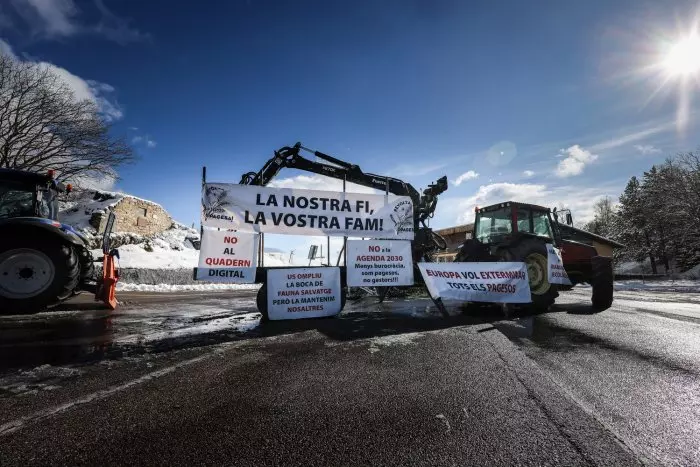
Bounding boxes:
[0,169,119,313]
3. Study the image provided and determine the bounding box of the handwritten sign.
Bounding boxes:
[195,229,257,283]
[418,262,531,303]
[266,267,342,320]
[346,240,414,286]
[546,244,572,285]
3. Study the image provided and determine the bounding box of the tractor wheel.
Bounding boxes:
[591,256,613,311]
[501,239,558,310]
[0,234,79,313]
[256,284,269,321]
[454,239,493,262]
[77,246,95,286]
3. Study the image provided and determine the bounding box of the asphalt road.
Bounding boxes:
[496,286,700,467]
[0,285,697,465]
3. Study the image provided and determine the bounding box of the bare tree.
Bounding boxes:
[0,52,134,183]
[584,196,616,237]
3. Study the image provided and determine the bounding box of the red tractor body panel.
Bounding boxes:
[560,239,598,285]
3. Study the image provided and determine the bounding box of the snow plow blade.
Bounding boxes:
[96,211,118,310]
[100,252,119,310]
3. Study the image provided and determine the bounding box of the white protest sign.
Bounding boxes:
[195,229,257,283]
[267,267,342,320]
[346,240,414,287]
[418,262,531,303]
[201,183,414,240]
[546,244,572,285]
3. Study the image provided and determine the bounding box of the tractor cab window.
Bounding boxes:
[0,184,36,218]
[532,211,553,238]
[475,207,512,242]
[516,208,531,233]
[515,207,553,239]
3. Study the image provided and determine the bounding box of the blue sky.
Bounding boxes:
[1,0,699,257]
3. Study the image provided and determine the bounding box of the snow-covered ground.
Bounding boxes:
[118,283,260,292]
[613,280,700,293]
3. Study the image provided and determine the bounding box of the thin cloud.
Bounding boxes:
[589,121,674,152]
[10,0,78,38]
[6,0,148,44]
[434,180,622,227]
[452,170,479,186]
[0,38,16,60]
[555,145,598,177]
[0,39,123,121]
[131,134,157,148]
[634,144,661,155]
[451,182,550,223]
[92,0,150,44]
[391,161,449,177]
[269,174,381,195]
[523,170,535,178]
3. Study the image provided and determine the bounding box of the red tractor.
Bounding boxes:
[455,201,613,311]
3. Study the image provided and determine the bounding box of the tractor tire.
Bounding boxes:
[501,239,558,310]
[591,256,613,311]
[0,234,79,314]
[256,283,269,321]
[454,239,494,262]
[77,246,95,285]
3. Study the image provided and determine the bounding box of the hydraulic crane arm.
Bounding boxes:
[239,143,448,225]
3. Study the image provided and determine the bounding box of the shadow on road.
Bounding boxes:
[0,291,605,373]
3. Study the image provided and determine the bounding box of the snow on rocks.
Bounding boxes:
[59,189,292,280]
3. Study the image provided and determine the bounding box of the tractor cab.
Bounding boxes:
[473,201,560,247]
[0,168,120,313]
[0,169,70,221]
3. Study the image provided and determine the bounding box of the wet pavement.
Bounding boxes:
[0,291,261,372]
[0,286,698,465]
[495,287,700,467]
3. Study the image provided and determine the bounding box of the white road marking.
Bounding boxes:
[435,414,451,432]
[0,352,214,437]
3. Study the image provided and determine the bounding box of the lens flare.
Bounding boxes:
[664,34,700,76]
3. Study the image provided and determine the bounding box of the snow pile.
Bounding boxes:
[615,260,655,275]
[59,188,292,273]
[613,280,700,293]
[680,264,700,280]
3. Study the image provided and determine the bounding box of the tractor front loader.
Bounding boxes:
[0,169,120,314]
[455,201,614,312]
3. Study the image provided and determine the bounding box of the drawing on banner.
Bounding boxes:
[202,185,233,223]
[390,200,414,235]
[546,244,572,285]
[346,240,414,286]
[201,183,414,239]
[195,229,257,283]
[267,267,342,320]
[418,262,531,303]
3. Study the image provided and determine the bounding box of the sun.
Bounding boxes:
[664,34,700,76]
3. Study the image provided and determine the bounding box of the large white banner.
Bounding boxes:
[346,240,414,287]
[267,267,342,320]
[418,262,531,303]
[546,244,572,285]
[195,229,257,283]
[201,183,414,239]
